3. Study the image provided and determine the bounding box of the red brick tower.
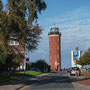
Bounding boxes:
[48,25,61,71]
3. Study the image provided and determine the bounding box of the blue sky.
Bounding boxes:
[2,0,90,68]
[30,0,90,68]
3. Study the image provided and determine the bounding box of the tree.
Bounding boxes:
[0,0,47,71]
[27,62,36,69]
[0,0,3,11]
[27,60,50,72]
[0,0,47,50]
[76,55,86,67]
[77,48,90,67]
[35,59,48,72]
[85,48,90,65]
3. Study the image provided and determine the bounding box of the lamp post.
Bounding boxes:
[23,54,26,73]
[24,47,27,74]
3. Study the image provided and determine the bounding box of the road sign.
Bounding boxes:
[74,63,76,65]
[73,51,79,57]
[25,58,30,62]
[73,51,79,61]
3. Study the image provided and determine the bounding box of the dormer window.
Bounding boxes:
[10,40,19,45]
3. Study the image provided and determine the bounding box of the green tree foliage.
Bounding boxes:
[0,0,47,71]
[27,62,36,69]
[77,48,90,66]
[0,0,47,51]
[27,59,50,72]
[0,0,3,11]
[35,59,48,71]
[0,53,19,72]
[76,55,86,66]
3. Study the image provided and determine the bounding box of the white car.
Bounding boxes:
[70,67,81,76]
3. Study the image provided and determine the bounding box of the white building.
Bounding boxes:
[71,47,82,69]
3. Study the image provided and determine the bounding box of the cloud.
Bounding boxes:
[39,6,90,25]
[30,6,90,68]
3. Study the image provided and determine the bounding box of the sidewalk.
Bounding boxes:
[0,73,50,90]
[73,82,90,90]
[72,73,90,90]
[75,74,90,86]
[67,71,90,89]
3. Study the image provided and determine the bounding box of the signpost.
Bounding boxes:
[73,51,79,60]
[73,51,79,66]
[24,58,30,74]
[73,51,79,79]
[25,58,30,62]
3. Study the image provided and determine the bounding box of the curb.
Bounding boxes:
[16,84,26,90]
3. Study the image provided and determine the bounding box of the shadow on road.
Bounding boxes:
[0,72,89,88]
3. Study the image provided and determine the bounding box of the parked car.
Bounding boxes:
[70,67,81,76]
[67,68,71,73]
[30,68,41,72]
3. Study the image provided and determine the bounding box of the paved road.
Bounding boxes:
[21,72,75,90]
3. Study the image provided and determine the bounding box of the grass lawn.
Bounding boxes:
[0,70,43,83]
[81,71,90,75]
[13,70,43,76]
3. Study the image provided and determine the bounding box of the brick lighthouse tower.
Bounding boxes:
[48,24,61,71]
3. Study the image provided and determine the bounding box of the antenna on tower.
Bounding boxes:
[75,45,79,51]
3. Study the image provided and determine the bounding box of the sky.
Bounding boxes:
[2,0,90,68]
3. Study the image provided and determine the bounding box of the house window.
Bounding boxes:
[10,40,19,45]
[15,41,19,45]
[10,40,14,45]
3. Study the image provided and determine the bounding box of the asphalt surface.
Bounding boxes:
[21,71,75,90]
